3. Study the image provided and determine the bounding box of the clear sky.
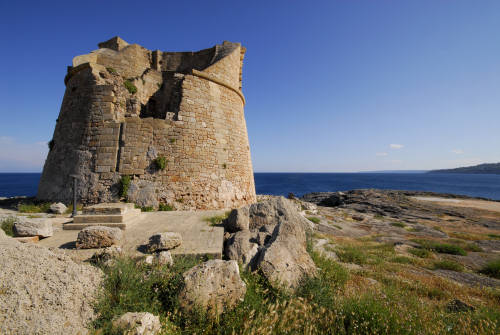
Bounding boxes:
[1,0,499,172]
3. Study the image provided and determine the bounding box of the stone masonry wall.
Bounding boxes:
[37,37,256,210]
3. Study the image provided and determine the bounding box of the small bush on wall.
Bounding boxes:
[154,156,167,171]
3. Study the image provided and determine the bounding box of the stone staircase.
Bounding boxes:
[63,203,142,230]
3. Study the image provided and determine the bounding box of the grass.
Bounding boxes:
[391,256,415,264]
[479,259,500,279]
[124,80,137,94]
[141,206,154,212]
[374,214,384,219]
[487,234,500,240]
[433,259,464,272]
[413,239,467,256]
[409,247,432,258]
[18,202,51,213]
[307,217,320,224]
[65,203,83,214]
[336,245,368,265]
[159,203,174,211]
[91,237,500,335]
[203,212,230,226]
[391,221,407,228]
[0,217,15,236]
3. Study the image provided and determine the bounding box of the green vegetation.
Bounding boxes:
[170,138,176,143]
[65,204,83,214]
[413,239,467,256]
[124,80,137,94]
[336,245,368,265]
[391,221,406,228]
[91,241,500,335]
[333,224,343,230]
[409,247,432,258]
[222,163,227,169]
[106,67,117,74]
[153,156,167,171]
[18,202,51,213]
[159,203,174,211]
[48,139,55,151]
[141,206,154,212]
[488,234,500,240]
[374,214,384,219]
[119,175,131,199]
[391,256,415,264]
[479,259,500,279]
[203,212,230,226]
[307,217,320,224]
[433,260,464,272]
[1,217,15,236]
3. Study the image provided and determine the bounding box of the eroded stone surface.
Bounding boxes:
[13,217,53,238]
[112,312,161,335]
[147,232,182,252]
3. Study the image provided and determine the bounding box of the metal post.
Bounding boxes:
[70,174,79,217]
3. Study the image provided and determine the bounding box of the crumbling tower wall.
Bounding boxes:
[37,37,256,209]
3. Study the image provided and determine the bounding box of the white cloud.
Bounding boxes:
[390,144,404,149]
[451,149,464,154]
[0,136,48,172]
[376,152,388,156]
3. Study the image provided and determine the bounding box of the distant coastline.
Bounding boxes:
[428,162,500,175]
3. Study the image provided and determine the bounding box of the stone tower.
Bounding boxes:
[37,37,256,210]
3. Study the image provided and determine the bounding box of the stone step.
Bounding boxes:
[82,202,136,215]
[73,208,141,224]
[63,211,143,230]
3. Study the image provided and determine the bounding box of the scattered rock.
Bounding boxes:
[144,255,154,264]
[147,232,182,252]
[76,226,123,249]
[50,202,68,214]
[225,230,259,269]
[14,236,39,243]
[248,196,312,231]
[0,233,102,334]
[446,299,475,313]
[179,260,246,315]
[352,214,364,221]
[225,206,250,232]
[90,245,123,266]
[13,217,53,238]
[112,312,161,335]
[156,250,173,266]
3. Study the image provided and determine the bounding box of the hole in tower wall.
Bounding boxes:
[139,72,183,120]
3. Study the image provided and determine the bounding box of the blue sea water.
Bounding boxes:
[1,172,500,200]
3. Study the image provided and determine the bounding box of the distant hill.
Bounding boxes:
[428,163,500,175]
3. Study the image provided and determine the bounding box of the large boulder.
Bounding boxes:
[179,260,246,315]
[76,226,123,249]
[147,232,182,252]
[112,312,161,335]
[50,202,68,214]
[13,217,53,238]
[224,197,317,291]
[0,231,102,334]
[224,230,259,270]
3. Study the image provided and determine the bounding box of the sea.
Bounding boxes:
[1,172,500,200]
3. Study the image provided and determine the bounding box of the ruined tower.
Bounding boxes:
[37,37,256,209]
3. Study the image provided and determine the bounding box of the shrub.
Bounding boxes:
[153,156,167,171]
[124,80,137,94]
[307,217,320,224]
[414,239,467,256]
[203,212,230,226]
[141,206,154,212]
[18,202,51,213]
[170,138,176,143]
[106,67,117,74]
[48,139,55,151]
[158,203,174,211]
[433,260,464,272]
[487,233,500,239]
[391,221,406,228]
[479,259,500,279]
[1,217,15,236]
[119,175,131,199]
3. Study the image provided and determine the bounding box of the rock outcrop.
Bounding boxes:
[179,259,246,315]
[50,202,68,214]
[224,197,316,290]
[0,231,102,334]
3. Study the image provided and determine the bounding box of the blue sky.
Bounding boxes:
[1,0,499,172]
